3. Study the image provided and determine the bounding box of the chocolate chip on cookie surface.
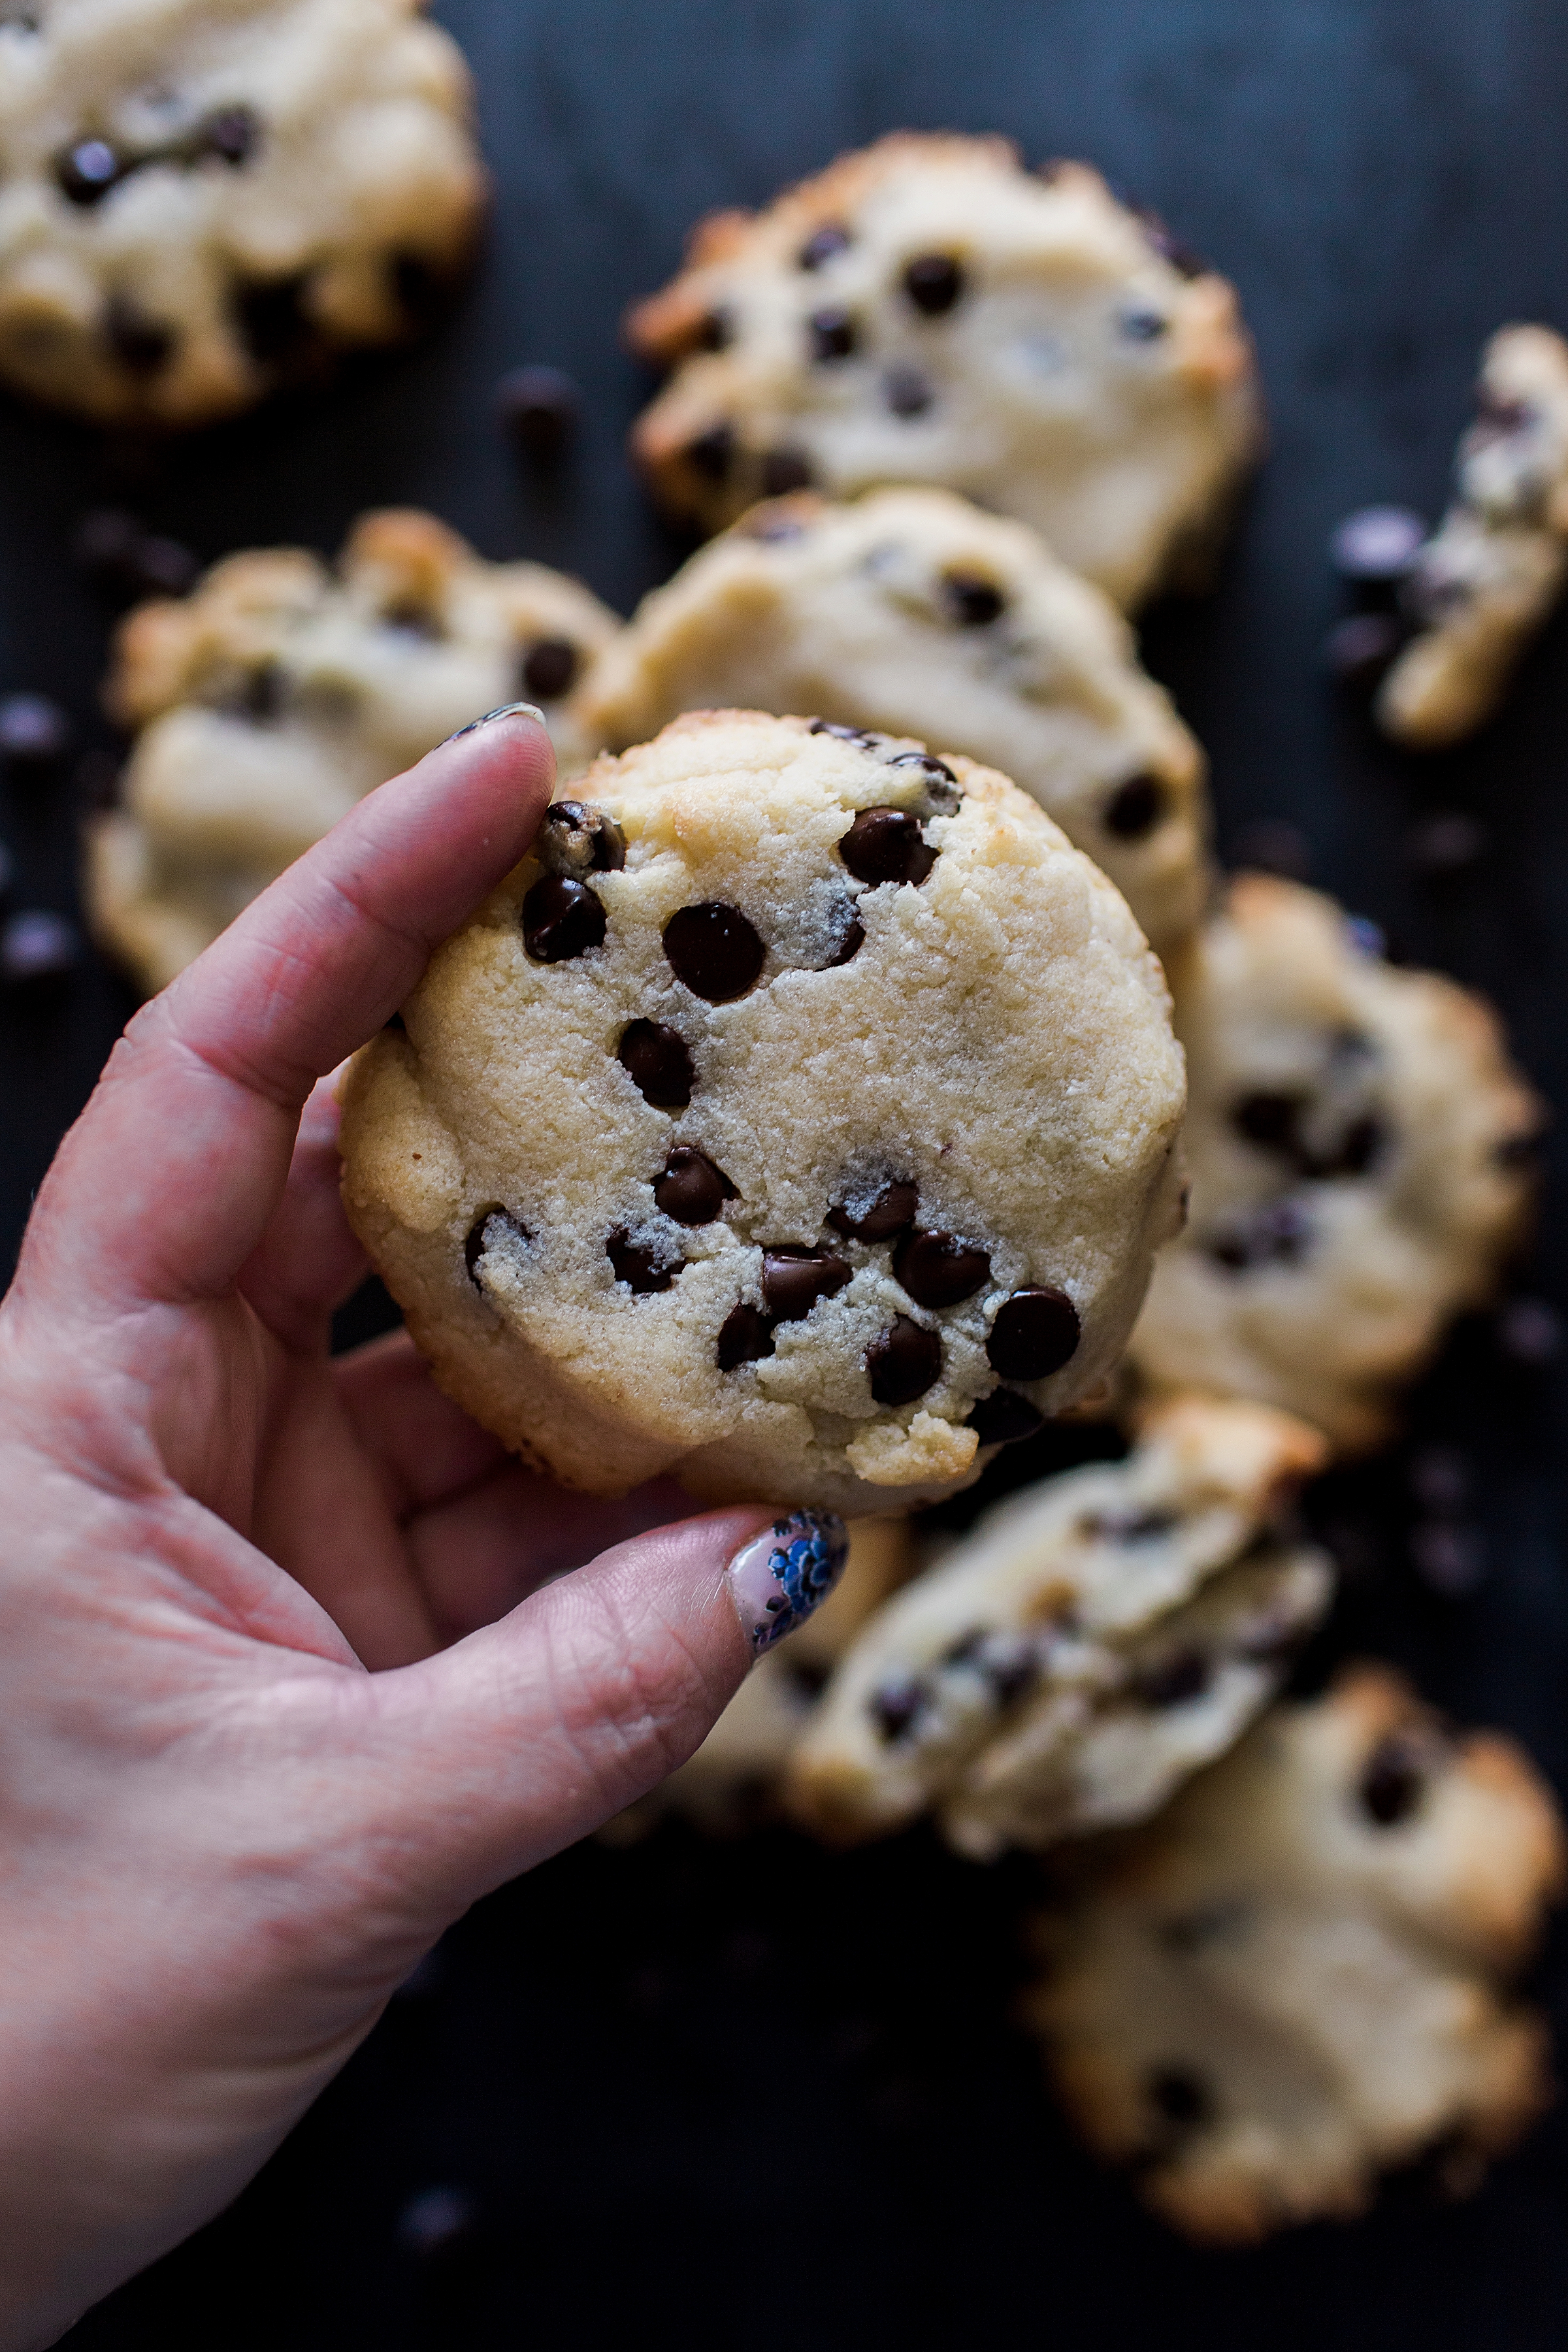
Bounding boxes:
[338,710,1187,1514]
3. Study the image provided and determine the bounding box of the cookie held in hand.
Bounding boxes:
[339,710,1188,1514]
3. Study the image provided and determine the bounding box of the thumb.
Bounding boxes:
[361,1504,848,1904]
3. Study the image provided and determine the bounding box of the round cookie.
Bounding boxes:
[0,0,485,425]
[85,510,621,993]
[571,486,1210,957]
[338,710,1188,1516]
[1126,874,1542,1452]
[1027,1669,1565,2242]
[626,135,1261,611]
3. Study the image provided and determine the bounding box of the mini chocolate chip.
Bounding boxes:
[1119,306,1168,341]
[903,252,965,315]
[840,806,936,887]
[799,223,851,270]
[808,306,856,361]
[1358,1734,1427,1826]
[966,1388,1044,1446]
[685,423,734,483]
[1147,2067,1211,2131]
[884,363,933,417]
[1325,610,1409,687]
[1330,505,1428,583]
[1103,773,1168,840]
[105,295,174,376]
[986,1286,1079,1382]
[617,1019,693,1108]
[495,364,580,463]
[663,902,765,1001]
[464,1205,524,1286]
[762,1247,852,1322]
[866,1314,941,1405]
[760,448,814,496]
[1232,1090,1303,1153]
[0,908,78,987]
[522,874,606,962]
[893,1228,991,1309]
[1331,1114,1383,1177]
[717,1301,775,1369]
[1130,1647,1210,1708]
[828,1180,919,1243]
[942,570,1005,626]
[537,799,625,877]
[202,105,259,164]
[870,1672,928,1740]
[521,638,580,701]
[233,273,313,366]
[0,694,70,766]
[655,1146,734,1225]
[607,1228,678,1294]
[56,137,122,205]
[696,308,731,351]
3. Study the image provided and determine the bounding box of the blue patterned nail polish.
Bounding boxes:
[444,699,546,743]
[726,1510,849,1655]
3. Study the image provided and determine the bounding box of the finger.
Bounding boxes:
[16,708,553,1324]
[238,1071,367,1351]
[333,1330,509,1518]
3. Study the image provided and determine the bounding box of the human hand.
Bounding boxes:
[0,709,845,2349]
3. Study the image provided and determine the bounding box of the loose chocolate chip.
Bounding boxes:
[828,1180,919,1243]
[522,874,606,962]
[799,223,851,270]
[696,308,731,351]
[760,448,814,497]
[966,1388,1044,1446]
[839,806,936,887]
[105,295,174,376]
[536,799,625,877]
[0,908,78,988]
[655,1146,734,1226]
[1358,1735,1426,1827]
[717,1301,775,1369]
[0,694,70,767]
[1209,1197,1312,1272]
[464,1205,524,1285]
[1103,773,1168,840]
[870,1671,928,1740]
[495,364,580,464]
[942,570,1005,626]
[986,1286,1079,1382]
[762,1247,852,1322]
[1330,504,1428,583]
[884,363,933,417]
[202,105,259,164]
[684,423,734,483]
[56,137,122,205]
[903,252,965,315]
[1325,610,1408,688]
[1130,1647,1210,1708]
[607,1228,678,1294]
[808,306,856,361]
[617,1019,693,1108]
[1119,306,1168,342]
[894,1228,991,1309]
[1147,2066,1211,2131]
[234,273,313,367]
[521,638,580,702]
[866,1314,941,1405]
[1232,1090,1303,1154]
[663,901,765,1001]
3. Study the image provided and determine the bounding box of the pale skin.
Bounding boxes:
[0,712,772,2350]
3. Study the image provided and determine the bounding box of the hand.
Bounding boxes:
[0,712,838,2349]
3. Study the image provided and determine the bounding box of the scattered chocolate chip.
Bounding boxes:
[799,223,851,270]
[1408,811,1487,876]
[1103,773,1168,840]
[1495,1296,1562,1367]
[883,363,933,417]
[696,308,731,351]
[1130,1647,1211,1708]
[1228,817,1314,881]
[521,638,580,702]
[233,272,313,366]
[655,1146,734,1226]
[202,105,259,164]
[662,901,765,1001]
[762,1246,852,1322]
[0,694,70,767]
[1147,2066,1212,2131]
[1119,306,1168,342]
[1330,505,1428,583]
[617,1019,693,1108]
[56,137,122,205]
[521,874,605,962]
[717,1301,775,1369]
[105,295,174,376]
[760,448,814,497]
[607,1228,678,1294]
[684,423,734,483]
[870,1671,928,1740]
[966,1388,1044,1446]
[941,570,1004,626]
[464,1205,524,1286]
[537,799,625,878]
[866,1314,941,1405]
[1232,1090,1303,1154]
[1208,1197,1312,1272]
[902,252,964,315]
[986,1286,1079,1382]
[828,1180,919,1243]
[893,1228,990,1309]
[1325,610,1409,688]
[1358,1734,1426,1826]
[495,364,580,464]
[839,806,936,887]
[0,907,79,987]
[808,306,855,361]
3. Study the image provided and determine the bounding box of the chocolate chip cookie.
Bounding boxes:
[338,710,1188,1514]
[1378,327,1568,747]
[786,1397,1330,1852]
[85,510,620,992]
[1028,1669,1565,2242]
[571,486,1210,956]
[1126,875,1542,1452]
[0,0,485,425]
[625,135,1262,612]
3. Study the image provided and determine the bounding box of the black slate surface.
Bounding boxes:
[12,0,1568,2344]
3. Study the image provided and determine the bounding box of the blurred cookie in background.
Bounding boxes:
[84,510,619,991]
[626,133,1262,612]
[572,486,1210,957]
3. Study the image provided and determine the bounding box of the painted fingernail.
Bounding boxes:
[444,700,547,743]
[726,1510,849,1656]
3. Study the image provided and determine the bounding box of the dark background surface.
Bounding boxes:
[3,0,1563,2342]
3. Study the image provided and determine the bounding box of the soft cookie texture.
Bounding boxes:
[626,135,1262,611]
[1126,875,1541,1453]
[1028,1669,1565,2242]
[85,510,620,993]
[570,487,1210,957]
[338,710,1188,1515]
[1379,327,1568,748]
[0,0,485,425]
[786,1398,1330,1855]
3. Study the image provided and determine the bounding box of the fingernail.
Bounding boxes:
[444,700,546,743]
[726,1510,849,1656]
